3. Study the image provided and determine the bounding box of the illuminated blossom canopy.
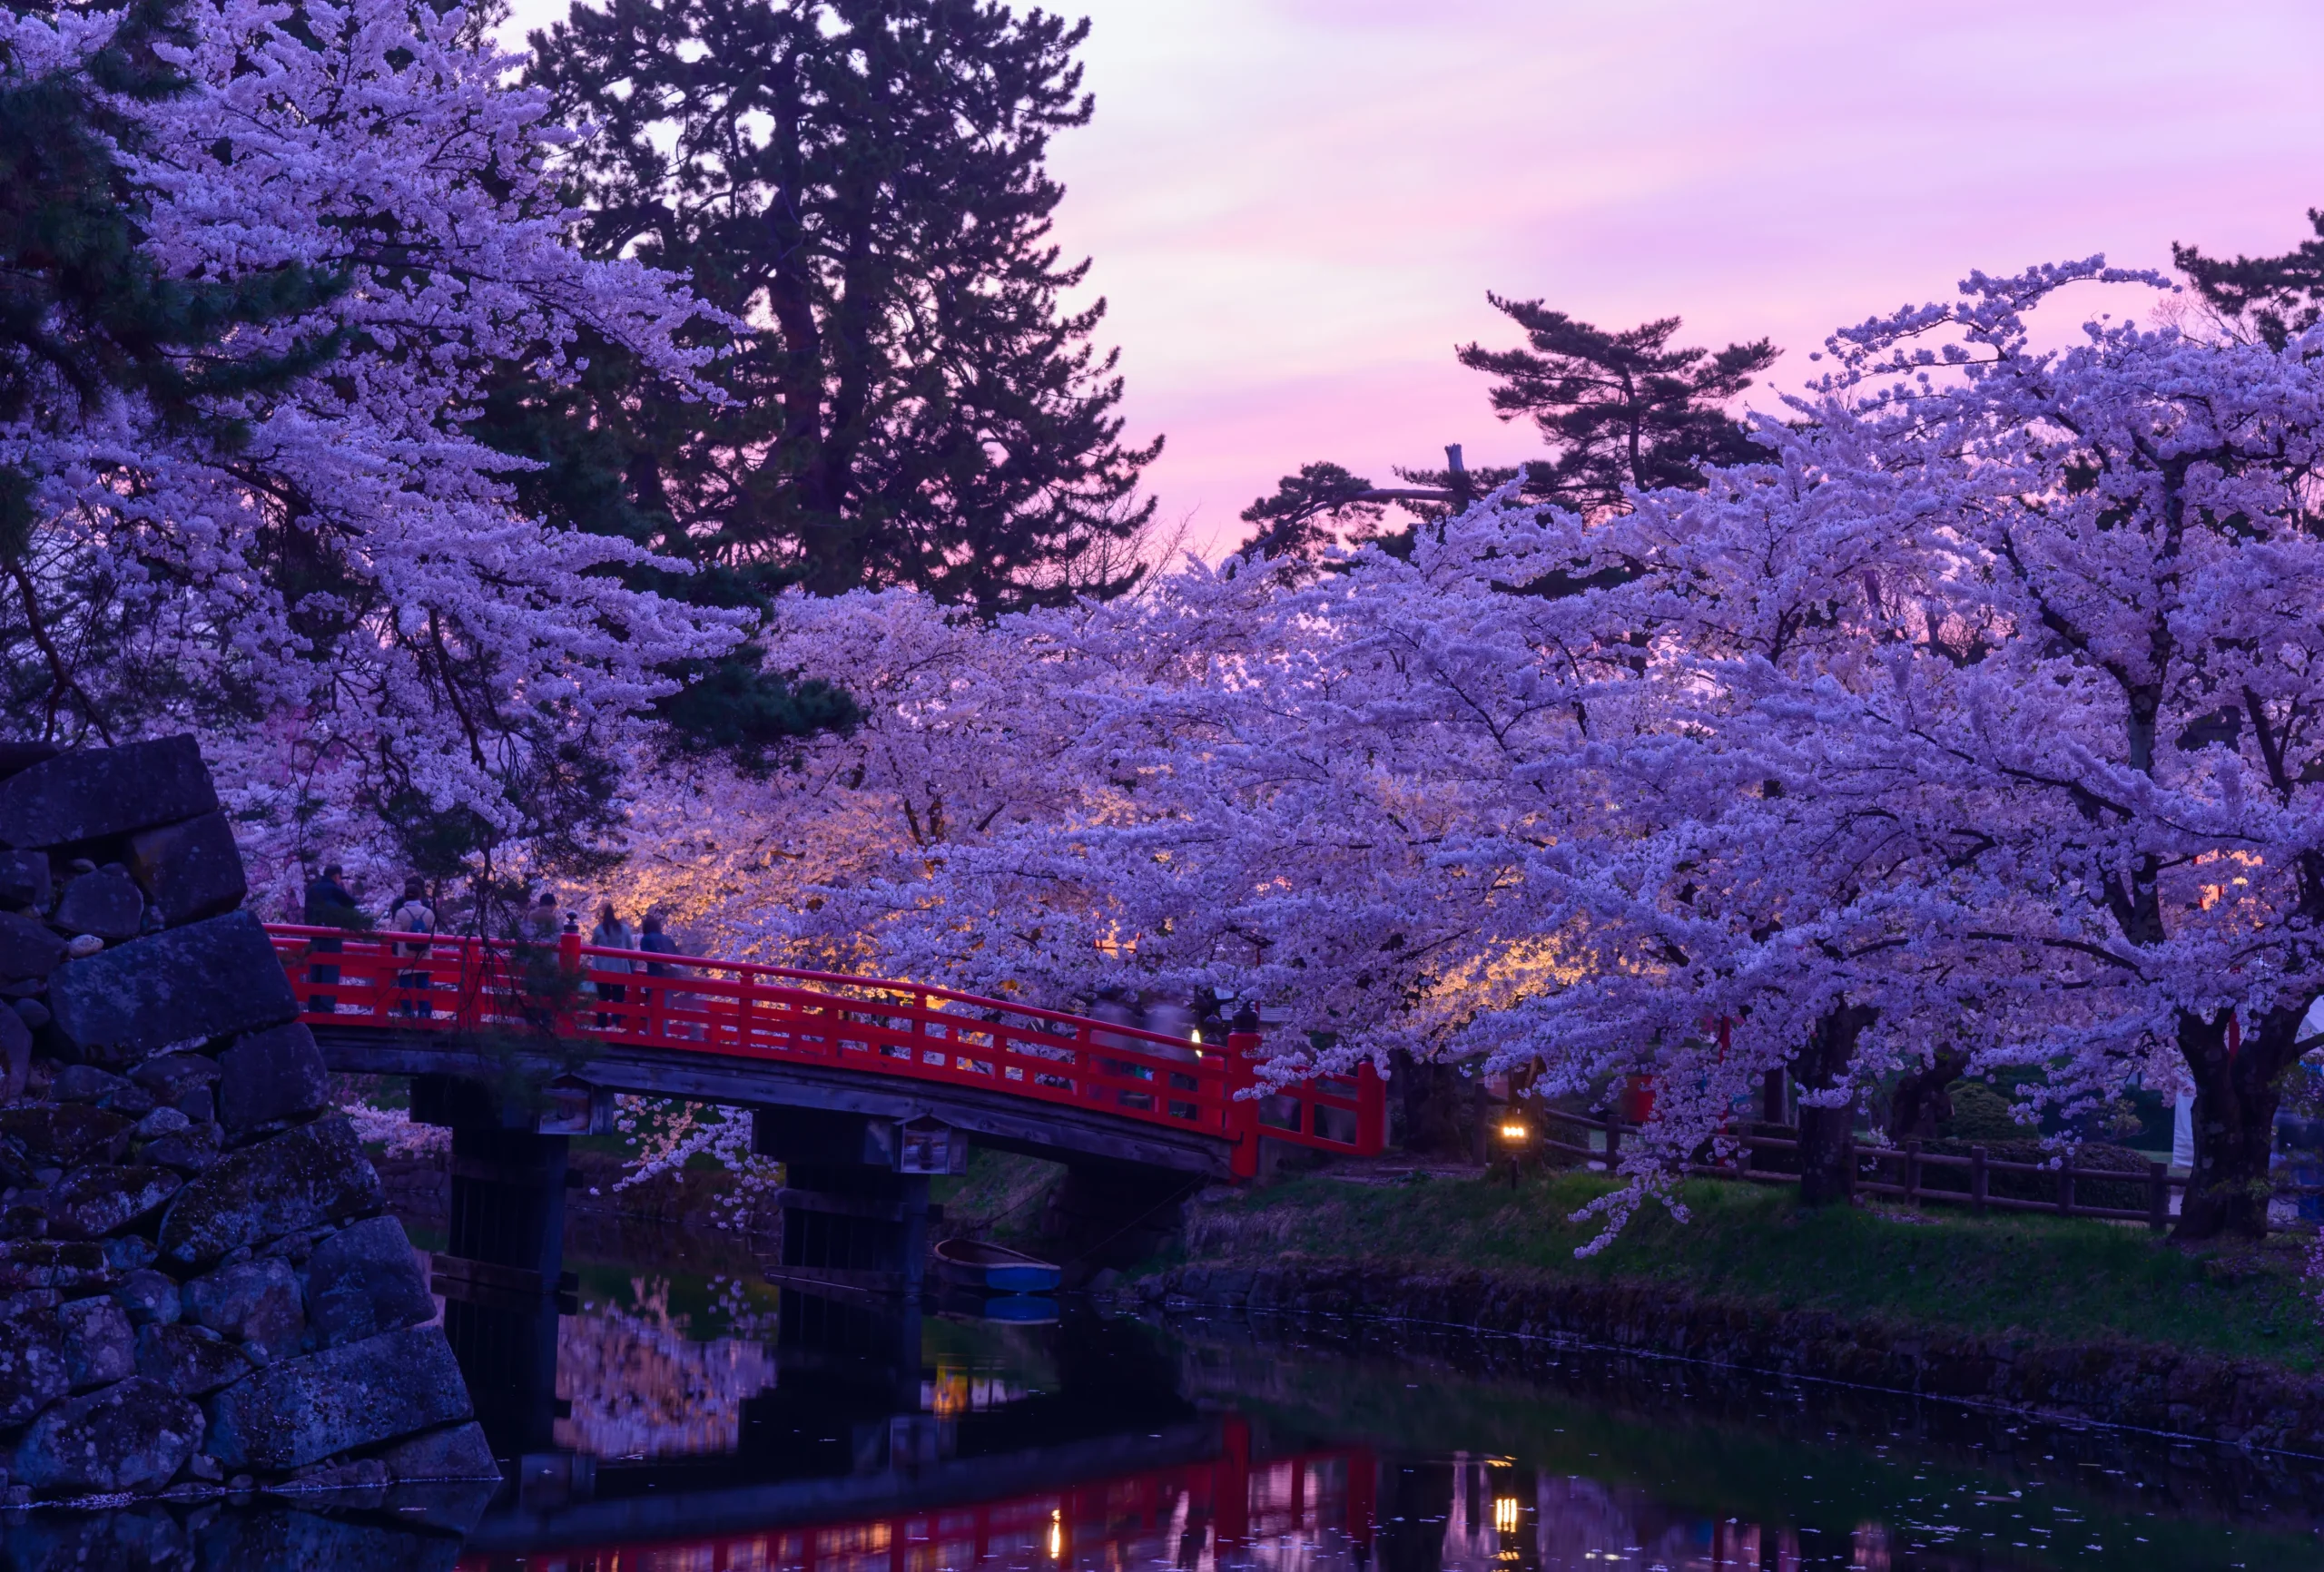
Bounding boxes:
[697,259,2324,1241]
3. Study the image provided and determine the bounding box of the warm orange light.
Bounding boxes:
[928,1366,970,1417]
[1048,1508,1063,1558]
[1500,1123,1528,1141]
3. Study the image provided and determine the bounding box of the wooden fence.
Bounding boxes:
[1520,1110,2211,1231]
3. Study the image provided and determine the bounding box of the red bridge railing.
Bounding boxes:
[453,1429,1374,1572]
[267,925,1384,1174]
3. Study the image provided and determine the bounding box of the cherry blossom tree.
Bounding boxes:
[753,260,2324,1248]
[0,0,742,900]
[606,254,2324,1249]
[616,584,1109,965]
[1764,260,2324,1240]
[1261,259,2324,1243]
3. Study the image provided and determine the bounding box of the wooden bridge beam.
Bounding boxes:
[320,1028,1237,1179]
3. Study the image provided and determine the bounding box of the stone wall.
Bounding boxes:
[1121,1260,2324,1457]
[0,737,496,1504]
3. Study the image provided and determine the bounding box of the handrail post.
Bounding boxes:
[362,934,386,1024]
[556,917,581,1039]
[2147,1159,2170,1233]
[1355,1059,1385,1156]
[1604,1120,1621,1168]
[2059,1164,2075,1218]
[1216,1413,1252,1549]
[475,934,497,1034]
[1227,1007,1261,1181]
[453,936,474,1033]
[1970,1145,1988,1214]
[1840,1136,1856,1202]
[1904,1138,1922,1203]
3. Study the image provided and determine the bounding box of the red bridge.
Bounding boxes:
[267,925,1383,1181]
[452,1420,1374,1570]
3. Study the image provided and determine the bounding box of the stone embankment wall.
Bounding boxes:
[0,737,494,1504]
[1121,1261,2324,1457]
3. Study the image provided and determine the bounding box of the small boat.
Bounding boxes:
[972,1294,1059,1325]
[931,1287,1060,1325]
[931,1238,1062,1293]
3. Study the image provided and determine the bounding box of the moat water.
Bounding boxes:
[17,1217,2324,1570]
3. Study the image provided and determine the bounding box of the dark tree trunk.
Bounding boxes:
[2176,1004,2305,1241]
[1795,1004,1876,1205]
[1886,1046,1969,1142]
[1760,1068,1786,1125]
[1389,1050,1486,1163]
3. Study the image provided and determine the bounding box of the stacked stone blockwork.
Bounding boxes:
[0,737,495,1503]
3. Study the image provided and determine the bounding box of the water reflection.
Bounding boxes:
[484,1423,1368,1572]
[20,1240,2324,1569]
[1387,1459,1800,1572]
[437,1267,2324,1572]
[554,1279,778,1457]
[1174,1312,2324,1571]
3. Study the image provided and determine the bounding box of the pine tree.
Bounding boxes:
[518,0,1160,624]
[1453,298,1777,515]
[1233,462,1385,562]
[2174,210,2324,349]
[466,351,858,757]
[1238,302,1775,560]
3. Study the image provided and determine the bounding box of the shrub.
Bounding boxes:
[1944,1081,2027,1142]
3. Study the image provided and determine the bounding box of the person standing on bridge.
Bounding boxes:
[1141,997,1200,1063]
[301,863,359,1015]
[388,877,436,1019]
[509,891,566,1033]
[1091,988,1139,1053]
[590,902,635,1029]
[637,909,687,1037]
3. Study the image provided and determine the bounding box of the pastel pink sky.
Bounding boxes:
[1042,0,2324,554]
[508,0,2324,556]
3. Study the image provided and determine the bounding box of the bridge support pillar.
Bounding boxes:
[753,1108,933,1300]
[411,1074,580,1455]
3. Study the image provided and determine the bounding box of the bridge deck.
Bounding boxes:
[272,926,1383,1177]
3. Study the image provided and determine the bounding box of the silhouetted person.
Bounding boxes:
[301,863,357,1013]
[638,910,686,1035]
[389,876,436,1019]
[590,902,634,1029]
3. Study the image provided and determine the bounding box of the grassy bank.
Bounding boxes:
[933,1148,1068,1244]
[1155,1168,2324,1371]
